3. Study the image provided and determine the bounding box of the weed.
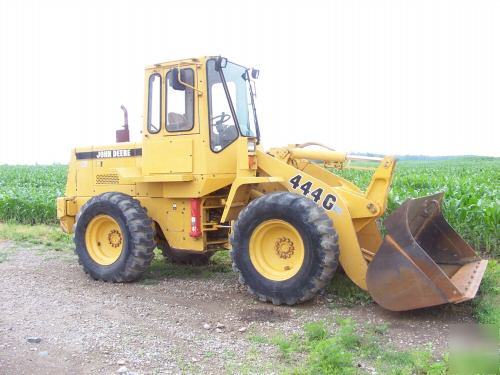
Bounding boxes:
[326,272,372,307]
[262,319,448,374]
[271,333,303,360]
[306,337,356,374]
[304,321,328,342]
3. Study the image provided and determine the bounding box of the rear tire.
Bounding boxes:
[157,240,213,266]
[74,192,156,282]
[231,192,339,305]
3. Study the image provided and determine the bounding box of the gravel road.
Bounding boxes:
[0,240,475,374]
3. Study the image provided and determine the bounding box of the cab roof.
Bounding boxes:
[145,56,217,70]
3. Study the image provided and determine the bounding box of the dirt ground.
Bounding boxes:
[0,240,476,374]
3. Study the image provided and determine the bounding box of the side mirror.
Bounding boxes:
[170,68,186,91]
[251,69,260,79]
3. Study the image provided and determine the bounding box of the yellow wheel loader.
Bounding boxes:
[57,56,487,311]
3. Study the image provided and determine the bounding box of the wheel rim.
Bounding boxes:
[85,215,124,265]
[249,219,305,281]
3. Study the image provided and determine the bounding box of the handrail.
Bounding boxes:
[176,65,203,95]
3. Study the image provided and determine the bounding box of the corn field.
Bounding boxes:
[0,157,498,256]
[337,157,499,256]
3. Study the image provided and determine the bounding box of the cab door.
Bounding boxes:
[142,66,199,175]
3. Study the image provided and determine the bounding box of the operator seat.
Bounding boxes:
[167,112,188,131]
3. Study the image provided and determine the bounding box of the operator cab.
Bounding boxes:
[140,56,260,176]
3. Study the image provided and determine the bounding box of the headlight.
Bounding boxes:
[247,140,256,152]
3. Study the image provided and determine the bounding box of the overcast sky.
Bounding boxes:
[0,0,499,164]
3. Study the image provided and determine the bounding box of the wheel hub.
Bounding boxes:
[108,229,122,248]
[275,237,295,259]
[248,219,305,281]
[85,215,123,265]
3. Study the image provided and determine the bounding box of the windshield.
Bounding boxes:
[221,62,257,137]
[207,59,259,152]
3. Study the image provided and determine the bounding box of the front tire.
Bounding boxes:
[231,192,339,305]
[74,192,156,282]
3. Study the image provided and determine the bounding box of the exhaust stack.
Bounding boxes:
[116,105,130,143]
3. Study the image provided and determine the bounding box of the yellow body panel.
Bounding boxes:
[220,176,284,222]
[143,138,193,174]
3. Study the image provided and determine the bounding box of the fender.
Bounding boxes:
[221,176,284,223]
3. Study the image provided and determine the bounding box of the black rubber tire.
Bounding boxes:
[157,240,213,266]
[230,192,339,305]
[74,192,156,282]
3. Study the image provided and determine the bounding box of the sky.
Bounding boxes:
[0,0,499,165]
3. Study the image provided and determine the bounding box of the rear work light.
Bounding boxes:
[189,198,202,237]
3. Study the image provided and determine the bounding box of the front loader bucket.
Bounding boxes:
[366,193,487,312]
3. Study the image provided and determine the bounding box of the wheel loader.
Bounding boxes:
[57,56,487,311]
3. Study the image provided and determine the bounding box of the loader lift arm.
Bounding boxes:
[252,147,396,291]
[247,144,487,311]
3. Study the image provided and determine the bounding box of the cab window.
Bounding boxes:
[166,68,195,132]
[147,73,161,134]
[207,60,238,152]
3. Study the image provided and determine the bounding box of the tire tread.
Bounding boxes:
[74,192,156,282]
[230,191,339,305]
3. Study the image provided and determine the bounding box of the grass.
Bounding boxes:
[447,346,499,375]
[260,319,451,374]
[472,259,500,326]
[0,222,73,251]
[325,272,373,307]
[139,249,233,284]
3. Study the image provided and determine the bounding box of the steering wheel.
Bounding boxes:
[211,112,231,126]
